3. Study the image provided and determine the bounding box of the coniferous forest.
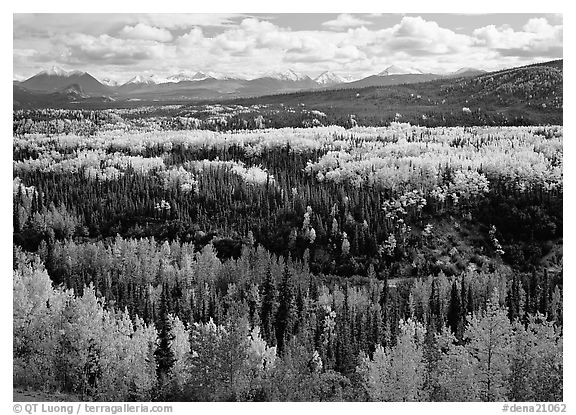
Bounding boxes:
[13,111,563,402]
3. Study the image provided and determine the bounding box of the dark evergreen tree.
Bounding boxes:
[429,277,442,333]
[447,281,463,339]
[335,284,355,375]
[460,276,468,320]
[507,274,521,321]
[540,269,550,316]
[13,201,21,234]
[466,283,475,316]
[154,284,176,397]
[276,262,296,354]
[260,266,277,346]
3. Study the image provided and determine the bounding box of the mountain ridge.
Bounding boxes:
[19,64,488,99]
[21,69,110,95]
[14,60,561,112]
[378,65,424,76]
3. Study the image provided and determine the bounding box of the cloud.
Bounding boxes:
[332,16,473,60]
[473,17,562,58]
[13,13,241,42]
[176,27,206,47]
[322,14,372,29]
[205,18,303,57]
[120,24,173,42]
[141,13,241,29]
[285,37,365,63]
[59,33,171,66]
[13,14,564,81]
[387,16,473,54]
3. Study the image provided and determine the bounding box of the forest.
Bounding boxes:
[13,117,563,402]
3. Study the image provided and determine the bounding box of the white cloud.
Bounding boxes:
[322,14,372,29]
[120,23,173,42]
[59,33,173,66]
[176,27,206,47]
[387,16,473,54]
[13,14,564,81]
[523,17,555,34]
[473,17,562,57]
[141,13,241,29]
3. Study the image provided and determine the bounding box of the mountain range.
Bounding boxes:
[228,59,562,127]
[18,68,110,95]
[14,65,487,107]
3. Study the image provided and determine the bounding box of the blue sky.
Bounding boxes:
[13,13,563,82]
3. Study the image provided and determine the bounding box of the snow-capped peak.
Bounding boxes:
[123,74,162,85]
[314,71,349,85]
[166,71,214,83]
[191,71,213,81]
[98,77,120,87]
[264,69,310,81]
[39,66,86,77]
[208,72,245,80]
[377,65,424,76]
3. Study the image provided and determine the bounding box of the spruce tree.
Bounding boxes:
[13,201,21,234]
[447,281,463,339]
[336,284,354,374]
[540,269,550,316]
[154,284,176,397]
[460,276,468,325]
[276,263,295,354]
[507,274,521,322]
[260,266,277,346]
[429,277,442,333]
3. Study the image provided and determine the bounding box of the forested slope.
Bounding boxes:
[13,123,563,401]
[13,60,562,128]
[230,60,562,126]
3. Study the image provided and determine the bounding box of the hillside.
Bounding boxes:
[13,85,115,109]
[13,60,562,127]
[333,73,442,89]
[228,60,562,126]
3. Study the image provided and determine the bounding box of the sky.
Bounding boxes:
[13,13,563,82]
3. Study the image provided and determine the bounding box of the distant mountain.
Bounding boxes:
[327,65,486,90]
[117,69,320,100]
[166,72,214,83]
[112,76,250,101]
[21,65,436,101]
[211,73,247,81]
[61,83,89,99]
[13,84,113,109]
[240,74,318,97]
[122,74,161,86]
[260,69,312,82]
[14,61,561,112]
[341,73,442,89]
[315,71,349,86]
[42,67,78,77]
[450,67,487,77]
[230,59,562,127]
[99,78,120,87]
[378,65,424,76]
[21,67,109,95]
